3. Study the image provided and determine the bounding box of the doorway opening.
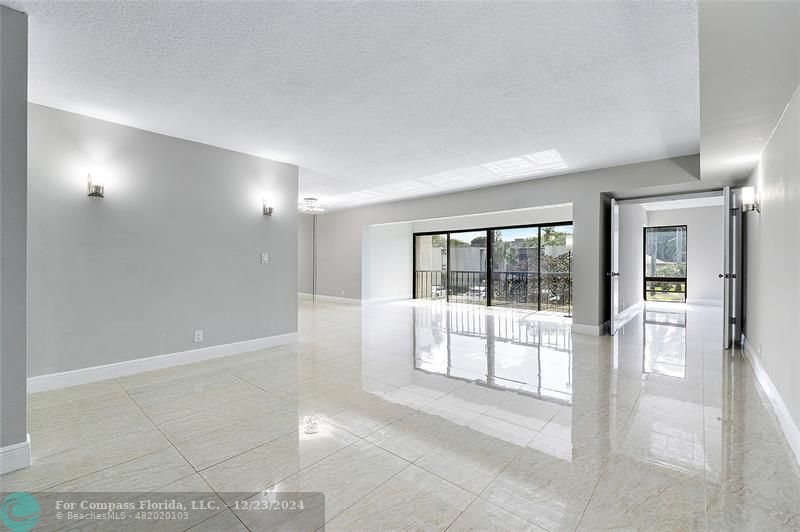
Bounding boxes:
[413,222,573,313]
[643,225,687,302]
[609,189,741,348]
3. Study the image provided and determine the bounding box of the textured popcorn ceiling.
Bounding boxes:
[11,1,699,209]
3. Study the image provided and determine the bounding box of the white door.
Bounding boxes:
[721,187,742,349]
[609,199,622,334]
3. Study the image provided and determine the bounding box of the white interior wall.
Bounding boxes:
[314,156,701,333]
[362,223,413,302]
[744,78,800,459]
[646,206,723,304]
[618,203,647,311]
[411,204,572,233]
[360,205,572,304]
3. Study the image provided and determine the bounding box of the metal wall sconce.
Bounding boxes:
[741,186,760,213]
[262,199,274,216]
[87,174,104,198]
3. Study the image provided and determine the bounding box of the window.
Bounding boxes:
[413,222,573,313]
[643,225,687,302]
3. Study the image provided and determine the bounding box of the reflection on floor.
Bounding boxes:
[3,300,799,530]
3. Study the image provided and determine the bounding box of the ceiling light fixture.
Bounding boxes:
[299,197,325,214]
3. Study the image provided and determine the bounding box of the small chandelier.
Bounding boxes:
[299,197,325,214]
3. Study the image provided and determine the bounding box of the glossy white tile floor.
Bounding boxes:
[3,299,800,530]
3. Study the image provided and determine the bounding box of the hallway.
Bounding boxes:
[2,300,798,530]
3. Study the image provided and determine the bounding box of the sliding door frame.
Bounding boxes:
[413,220,573,309]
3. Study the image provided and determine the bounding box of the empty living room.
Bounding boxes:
[1,1,799,530]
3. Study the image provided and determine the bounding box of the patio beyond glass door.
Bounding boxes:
[413,221,573,312]
[491,227,539,309]
[414,233,447,300]
[539,224,573,313]
[448,231,487,304]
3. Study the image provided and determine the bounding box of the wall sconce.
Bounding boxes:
[87,174,104,198]
[262,199,274,216]
[741,186,760,213]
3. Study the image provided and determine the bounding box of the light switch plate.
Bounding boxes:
[261,252,269,264]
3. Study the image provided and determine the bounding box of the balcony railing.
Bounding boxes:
[492,271,571,312]
[414,269,572,313]
[448,270,486,304]
[414,270,447,299]
[644,277,687,303]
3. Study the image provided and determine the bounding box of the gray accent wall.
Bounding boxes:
[744,80,800,433]
[312,156,701,331]
[28,105,299,377]
[0,5,27,448]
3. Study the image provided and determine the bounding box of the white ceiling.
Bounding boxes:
[641,195,722,211]
[11,1,699,210]
[699,1,800,183]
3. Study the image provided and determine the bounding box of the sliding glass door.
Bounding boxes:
[413,221,573,313]
[414,233,447,300]
[491,226,539,309]
[448,231,487,304]
[540,224,573,313]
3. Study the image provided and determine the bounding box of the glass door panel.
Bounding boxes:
[540,224,574,313]
[448,230,487,305]
[414,234,447,300]
[491,226,539,309]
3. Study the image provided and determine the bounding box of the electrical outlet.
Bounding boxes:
[193,330,204,343]
[339,290,345,296]
[261,252,269,264]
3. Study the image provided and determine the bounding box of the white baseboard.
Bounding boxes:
[27,332,299,393]
[742,336,800,467]
[617,301,643,329]
[572,323,604,336]
[0,435,31,475]
[687,298,723,307]
[298,293,361,305]
[364,295,412,305]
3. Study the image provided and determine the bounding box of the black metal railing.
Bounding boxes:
[447,270,486,303]
[415,269,572,312]
[492,271,572,313]
[414,270,446,299]
[644,276,686,302]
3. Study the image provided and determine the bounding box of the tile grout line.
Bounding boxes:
[315,461,416,530]
[117,370,277,531]
[572,375,644,531]
[116,377,204,477]
[119,368,316,532]
[469,427,552,530]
